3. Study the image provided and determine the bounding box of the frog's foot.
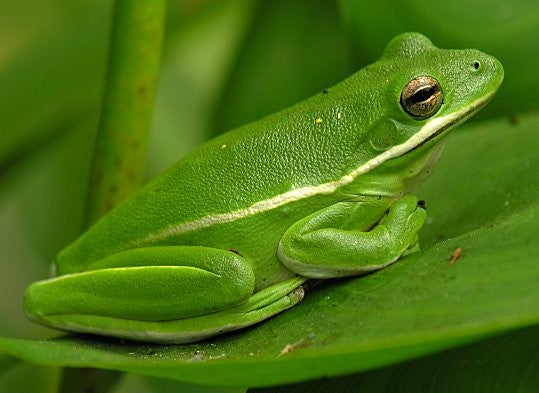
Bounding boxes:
[278,194,426,278]
[402,234,421,257]
[28,276,306,344]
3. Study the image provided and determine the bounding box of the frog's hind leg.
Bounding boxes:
[28,275,306,344]
[24,246,257,331]
[24,246,307,344]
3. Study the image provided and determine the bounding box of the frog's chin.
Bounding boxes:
[350,138,447,199]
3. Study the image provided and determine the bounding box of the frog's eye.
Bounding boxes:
[400,76,443,120]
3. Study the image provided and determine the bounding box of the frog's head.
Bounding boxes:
[351,32,504,196]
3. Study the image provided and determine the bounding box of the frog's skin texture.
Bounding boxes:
[24,33,503,344]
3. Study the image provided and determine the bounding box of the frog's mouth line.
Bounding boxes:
[408,92,495,153]
[345,90,497,174]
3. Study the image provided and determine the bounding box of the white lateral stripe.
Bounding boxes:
[134,95,491,246]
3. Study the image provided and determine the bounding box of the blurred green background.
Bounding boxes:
[1,0,538,392]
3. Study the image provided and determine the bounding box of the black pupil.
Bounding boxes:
[410,86,436,103]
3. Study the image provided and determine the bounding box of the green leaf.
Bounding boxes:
[0,2,110,168]
[114,374,246,393]
[0,113,538,387]
[0,361,60,393]
[0,353,17,375]
[211,0,355,135]
[252,325,539,393]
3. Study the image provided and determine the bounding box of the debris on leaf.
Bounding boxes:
[278,338,306,357]
[448,247,462,265]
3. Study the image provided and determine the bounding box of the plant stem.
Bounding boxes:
[83,0,166,227]
[59,1,166,392]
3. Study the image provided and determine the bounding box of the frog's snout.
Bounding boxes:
[468,50,504,91]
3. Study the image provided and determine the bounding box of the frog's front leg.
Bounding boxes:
[277,194,426,278]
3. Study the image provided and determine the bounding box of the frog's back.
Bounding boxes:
[57,71,385,274]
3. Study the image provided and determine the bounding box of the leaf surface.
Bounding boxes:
[1,113,537,387]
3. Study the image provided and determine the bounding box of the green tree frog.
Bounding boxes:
[24,33,503,344]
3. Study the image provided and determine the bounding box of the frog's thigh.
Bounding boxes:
[24,246,255,324]
[277,194,426,278]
